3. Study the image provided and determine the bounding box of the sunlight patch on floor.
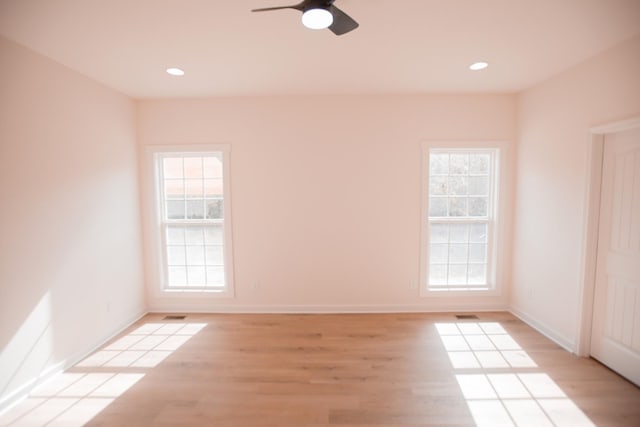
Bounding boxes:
[77,322,206,368]
[0,322,207,426]
[436,322,595,427]
[0,373,142,427]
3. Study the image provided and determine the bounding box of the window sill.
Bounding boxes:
[158,288,235,298]
[420,287,501,298]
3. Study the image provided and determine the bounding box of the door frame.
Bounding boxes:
[576,116,640,356]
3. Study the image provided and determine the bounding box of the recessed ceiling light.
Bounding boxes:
[469,62,488,71]
[166,67,185,76]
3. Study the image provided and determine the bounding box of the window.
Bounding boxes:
[150,146,233,294]
[421,147,500,292]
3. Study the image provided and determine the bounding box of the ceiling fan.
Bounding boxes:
[252,0,359,35]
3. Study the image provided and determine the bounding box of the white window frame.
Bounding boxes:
[420,141,508,296]
[144,144,234,298]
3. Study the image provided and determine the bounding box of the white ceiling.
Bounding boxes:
[1,0,639,99]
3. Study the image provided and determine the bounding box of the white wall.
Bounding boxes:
[511,35,640,350]
[137,94,516,312]
[0,37,145,408]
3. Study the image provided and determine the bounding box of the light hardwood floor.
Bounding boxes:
[2,312,639,426]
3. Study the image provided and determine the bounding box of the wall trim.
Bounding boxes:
[510,307,575,353]
[0,310,147,415]
[147,303,509,314]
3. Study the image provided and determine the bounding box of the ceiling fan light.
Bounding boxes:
[302,8,333,30]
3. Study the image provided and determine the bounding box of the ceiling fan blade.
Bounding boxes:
[252,0,312,13]
[251,5,297,12]
[328,4,359,35]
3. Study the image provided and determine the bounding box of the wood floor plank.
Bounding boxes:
[4,312,639,426]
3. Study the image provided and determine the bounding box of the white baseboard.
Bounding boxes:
[0,310,147,415]
[509,307,575,353]
[147,303,509,314]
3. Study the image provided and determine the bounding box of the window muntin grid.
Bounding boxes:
[427,150,497,290]
[157,153,226,290]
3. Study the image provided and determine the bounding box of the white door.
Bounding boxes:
[590,126,640,386]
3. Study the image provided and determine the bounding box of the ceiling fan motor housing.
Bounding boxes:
[299,0,336,12]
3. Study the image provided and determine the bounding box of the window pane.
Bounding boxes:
[470,223,488,243]
[470,154,490,174]
[166,200,185,220]
[449,154,468,174]
[206,199,224,219]
[166,226,185,245]
[167,246,186,265]
[184,157,203,179]
[164,179,184,197]
[168,266,187,286]
[187,200,205,219]
[429,223,448,243]
[203,155,223,179]
[469,244,487,263]
[449,224,469,243]
[430,153,449,175]
[429,197,448,217]
[185,179,203,196]
[449,197,468,216]
[205,179,223,197]
[429,265,447,285]
[163,157,183,179]
[185,227,204,245]
[206,246,224,265]
[204,225,224,245]
[186,246,205,265]
[206,267,225,285]
[469,176,488,195]
[448,176,468,195]
[468,264,487,285]
[449,244,468,263]
[187,266,206,285]
[469,197,488,217]
[430,244,448,263]
[429,176,447,195]
[448,265,467,284]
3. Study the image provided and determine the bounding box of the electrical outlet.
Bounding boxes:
[409,280,418,290]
